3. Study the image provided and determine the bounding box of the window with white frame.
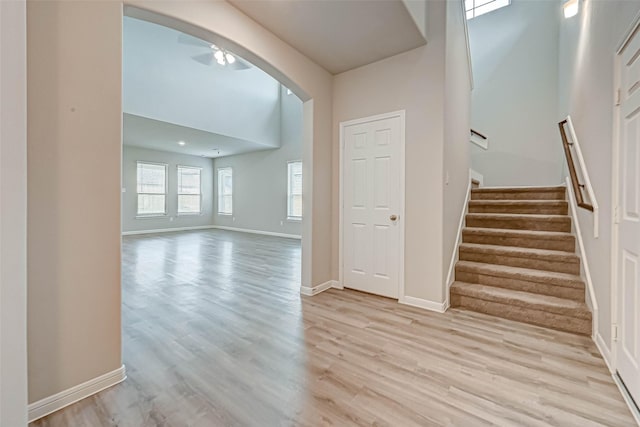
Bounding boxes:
[217,167,233,215]
[287,161,302,220]
[177,166,202,214]
[465,0,510,19]
[137,162,167,216]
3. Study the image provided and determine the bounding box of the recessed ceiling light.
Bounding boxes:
[178,141,186,146]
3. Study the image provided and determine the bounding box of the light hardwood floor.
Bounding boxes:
[31,229,635,426]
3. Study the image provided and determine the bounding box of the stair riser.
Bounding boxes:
[462,233,575,252]
[458,251,580,275]
[466,216,571,232]
[455,270,585,300]
[468,205,568,215]
[471,191,565,201]
[450,294,591,335]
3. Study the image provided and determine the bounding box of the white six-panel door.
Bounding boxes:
[341,112,404,299]
[617,23,640,406]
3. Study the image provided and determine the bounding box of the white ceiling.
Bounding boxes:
[123,113,275,158]
[227,0,427,74]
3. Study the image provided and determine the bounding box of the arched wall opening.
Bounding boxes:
[124,4,331,292]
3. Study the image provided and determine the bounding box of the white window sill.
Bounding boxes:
[177,212,202,216]
[286,217,302,222]
[217,213,233,216]
[136,214,167,219]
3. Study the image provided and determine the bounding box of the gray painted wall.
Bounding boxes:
[557,0,640,358]
[213,87,303,236]
[122,146,215,233]
[468,0,564,186]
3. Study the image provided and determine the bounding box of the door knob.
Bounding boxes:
[390,214,398,221]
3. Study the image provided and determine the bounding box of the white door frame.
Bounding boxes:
[338,110,406,301]
[611,10,640,374]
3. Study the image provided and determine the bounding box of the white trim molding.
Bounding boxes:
[300,280,341,296]
[565,177,599,340]
[613,375,640,426]
[28,365,126,423]
[122,225,302,239]
[595,332,613,373]
[212,225,301,240]
[400,296,448,313]
[122,225,215,236]
[445,173,473,307]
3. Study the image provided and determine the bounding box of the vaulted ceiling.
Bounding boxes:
[227,0,428,74]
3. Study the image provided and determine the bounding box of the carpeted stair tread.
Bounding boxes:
[450,282,591,319]
[471,186,565,193]
[465,213,571,232]
[458,243,580,274]
[455,261,584,289]
[468,200,568,214]
[459,243,578,261]
[462,227,573,240]
[471,186,566,200]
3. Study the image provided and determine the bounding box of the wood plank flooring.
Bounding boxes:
[31,229,635,426]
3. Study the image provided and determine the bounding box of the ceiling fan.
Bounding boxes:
[178,33,251,71]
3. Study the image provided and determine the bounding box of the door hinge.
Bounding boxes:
[613,324,619,342]
[616,88,621,106]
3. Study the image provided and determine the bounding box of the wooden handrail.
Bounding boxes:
[470,129,487,140]
[558,119,594,212]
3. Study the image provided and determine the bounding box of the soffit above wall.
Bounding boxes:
[227,0,427,74]
[123,113,275,158]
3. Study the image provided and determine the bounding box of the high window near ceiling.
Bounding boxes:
[287,161,302,220]
[217,167,233,215]
[137,162,167,216]
[465,0,510,19]
[177,166,202,214]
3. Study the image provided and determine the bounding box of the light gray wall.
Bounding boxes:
[122,146,214,233]
[558,0,640,356]
[1,0,28,424]
[468,0,564,186]
[213,86,303,236]
[27,0,122,403]
[443,0,472,290]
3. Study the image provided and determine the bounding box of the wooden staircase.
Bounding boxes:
[450,186,592,335]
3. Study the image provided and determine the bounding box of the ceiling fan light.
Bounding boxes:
[214,50,225,61]
[216,58,225,65]
[210,44,218,50]
[225,53,236,64]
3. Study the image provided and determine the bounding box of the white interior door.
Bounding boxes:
[341,112,403,299]
[617,24,640,405]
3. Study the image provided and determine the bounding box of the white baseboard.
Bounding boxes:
[594,332,613,373]
[300,280,340,296]
[399,296,448,313]
[28,365,126,423]
[613,374,640,426]
[122,225,215,236]
[212,226,301,240]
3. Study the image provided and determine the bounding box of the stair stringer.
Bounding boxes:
[444,174,473,309]
[565,176,599,341]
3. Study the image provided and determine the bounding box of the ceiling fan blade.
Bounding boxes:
[178,33,212,48]
[192,53,214,66]
[228,58,251,71]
